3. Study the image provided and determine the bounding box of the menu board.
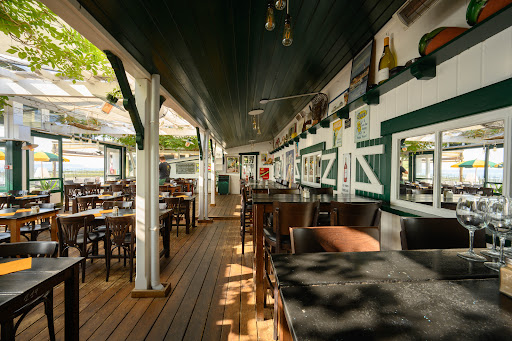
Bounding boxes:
[176,162,197,174]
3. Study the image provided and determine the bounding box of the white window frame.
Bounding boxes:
[391,107,512,217]
[301,152,322,188]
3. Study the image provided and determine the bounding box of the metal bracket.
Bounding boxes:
[104,50,145,150]
[410,60,436,80]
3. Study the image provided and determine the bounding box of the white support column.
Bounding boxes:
[210,141,216,206]
[198,130,205,221]
[203,130,210,219]
[149,74,163,290]
[135,78,151,290]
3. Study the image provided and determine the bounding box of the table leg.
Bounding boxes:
[1,320,15,340]
[64,262,80,341]
[192,198,196,227]
[254,203,265,321]
[164,214,171,258]
[185,201,190,234]
[64,194,69,212]
[8,220,20,243]
[72,198,77,214]
[50,213,58,241]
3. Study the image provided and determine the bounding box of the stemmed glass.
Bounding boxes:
[456,195,487,261]
[480,197,500,258]
[484,196,512,271]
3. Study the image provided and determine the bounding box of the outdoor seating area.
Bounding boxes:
[1,0,512,340]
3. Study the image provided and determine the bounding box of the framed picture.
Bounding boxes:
[348,40,374,103]
[226,156,239,173]
[328,89,349,116]
[354,105,370,142]
[333,119,343,148]
[261,153,268,164]
[285,149,295,184]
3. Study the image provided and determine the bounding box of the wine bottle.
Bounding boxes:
[377,37,396,84]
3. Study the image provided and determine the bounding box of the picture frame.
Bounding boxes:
[328,89,349,116]
[226,156,239,173]
[348,40,374,103]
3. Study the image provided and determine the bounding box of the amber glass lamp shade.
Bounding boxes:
[282,14,293,46]
[275,0,286,10]
[265,3,275,31]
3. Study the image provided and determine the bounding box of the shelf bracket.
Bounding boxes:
[104,50,145,150]
[319,119,330,128]
[410,60,436,80]
[308,126,317,134]
[362,92,380,106]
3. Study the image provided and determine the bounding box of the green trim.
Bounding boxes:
[381,135,392,202]
[6,141,23,191]
[308,126,317,134]
[321,147,338,190]
[300,132,307,139]
[381,77,512,136]
[300,142,325,156]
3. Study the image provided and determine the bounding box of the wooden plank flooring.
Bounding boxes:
[13,194,274,340]
[200,194,241,220]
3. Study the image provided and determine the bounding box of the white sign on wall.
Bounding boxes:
[354,105,370,142]
[341,153,351,194]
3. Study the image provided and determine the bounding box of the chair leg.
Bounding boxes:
[106,249,111,282]
[124,248,127,267]
[176,216,180,237]
[129,248,134,282]
[44,290,56,341]
[1,320,15,341]
[82,258,86,283]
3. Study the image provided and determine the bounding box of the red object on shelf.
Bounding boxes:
[478,0,512,23]
[424,27,468,55]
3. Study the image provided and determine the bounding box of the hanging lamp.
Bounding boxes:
[265,1,275,31]
[282,0,293,47]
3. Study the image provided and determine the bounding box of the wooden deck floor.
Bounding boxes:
[14,195,274,340]
[198,194,241,220]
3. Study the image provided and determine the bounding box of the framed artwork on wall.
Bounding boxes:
[355,105,370,142]
[328,89,349,116]
[348,40,374,103]
[226,156,239,173]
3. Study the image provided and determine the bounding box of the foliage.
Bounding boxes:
[39,179,57,191]
[57,115,100,127]
[114,135,199,151]
[0,0,114,82]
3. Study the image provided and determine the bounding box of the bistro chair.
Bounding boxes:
[240,185,253,254]
[63,184,82,211]
[103,201,133,210]
[400,217,486,250]
[83,183,100,195]
[77,196,96,212]
[0,196,10,209]
[110,184,124,193]
[19,203,56,241]
[57,215,105,282]
[165,197,187,236]
[0,241,59,341]
[105,215,136,282]
[0,232,10,242]
[168,186,181,195]
[290,226,380,254]
[308,187,333,195]
[330,202,382,227]
[307,187,333,225]
[481,187,494,196]
[268,188,300,195]
[159,185,169,193]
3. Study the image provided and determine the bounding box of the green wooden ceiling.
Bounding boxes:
[78,0,406,148]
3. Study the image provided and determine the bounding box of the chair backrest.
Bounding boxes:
[0,241,58,258]
[57,215,95,248]
[400,217,486,250]
[463,186,478,194]
[105,215,135,247]
[330,202,382,226]
[110,184,124,192]
[482,187,493,196]
[168,186,181,194]
[164,197,183,210]
[83,184,100,195]
[290,183,300,189]
[290,226,380,254]
[76,196,95,212]
[159,185,169,192]
[269,188,300,195]
[40,203,55,209]
[308,187,333,195]
[9,190,27,196]
[273,201,320,237]
[64,184,82,196]
[103,201,126,210]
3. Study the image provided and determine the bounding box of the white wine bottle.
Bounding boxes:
[377,36,396,84]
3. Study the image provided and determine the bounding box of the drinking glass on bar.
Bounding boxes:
[481,196,500,258]
[456,195,487,262]
[484,196,512,271]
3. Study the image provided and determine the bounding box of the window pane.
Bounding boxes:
[63,138,104,183]
[399,133,435,206]
[0,146,5,188]
[441,121,504,210]
[106,148,121,180]
[29,136,60,179]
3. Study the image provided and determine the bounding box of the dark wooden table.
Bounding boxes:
[61,208,173,258]
[0,257,82,340]
[0,208,59,243]
[159,194,197,233]
[251,193,379,320]
[248,181,288,193]
[272,249,509,341]
[10,194,50,208]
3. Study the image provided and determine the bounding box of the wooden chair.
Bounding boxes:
[164,197,186,236]
[240,186,253,254]
[159,185,169,193]
[63,184,82,211]
[105,215,136,282]
[290,226,380,254]
[110,184,124,193]
[103,201,133,210]
[400,217,486,250]
[269,188,300,195]
[0,241,59,341]
[463,186,478,195]
[0,232,10,242]
[83,183,100,195]
[481,187,494,196]
[77,196,96,212]
[57,215,104,282]
[330,201,382,227]
[19,203,56,241]
[308,187,333,195]
[168,186,181,194]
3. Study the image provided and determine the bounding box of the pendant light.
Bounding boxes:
[275,0,286,10]
[257,115,262,135]
[265,1,275,31]
[282,1,293,47]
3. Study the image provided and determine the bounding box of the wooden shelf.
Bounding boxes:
[271,3,512,155]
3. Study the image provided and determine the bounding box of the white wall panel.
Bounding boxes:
[437,57,457,102]
[407,78,422,112]
[395,83,408,117]
[457,44,482,95]
[422,75,438,108]
[482,27,512,86]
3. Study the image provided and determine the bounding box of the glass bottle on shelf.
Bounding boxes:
[377,36,396,84]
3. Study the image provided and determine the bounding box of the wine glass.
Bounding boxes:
[456,195,487,261]
[484,196,512,271]
[480,197,500,258]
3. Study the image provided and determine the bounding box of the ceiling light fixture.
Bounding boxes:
[275,0,286,10]
[257,115,262,135]
[21,143,38,151]
[282,1,293,47]
[259,92,319,105]
[265,1,275,31]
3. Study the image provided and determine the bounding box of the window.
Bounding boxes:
[62,138,104,183]
[0,144,6,190]
[28,135,61,192]
[106,147,121,180]
[392,110,510,215]
[301,152,322,187]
